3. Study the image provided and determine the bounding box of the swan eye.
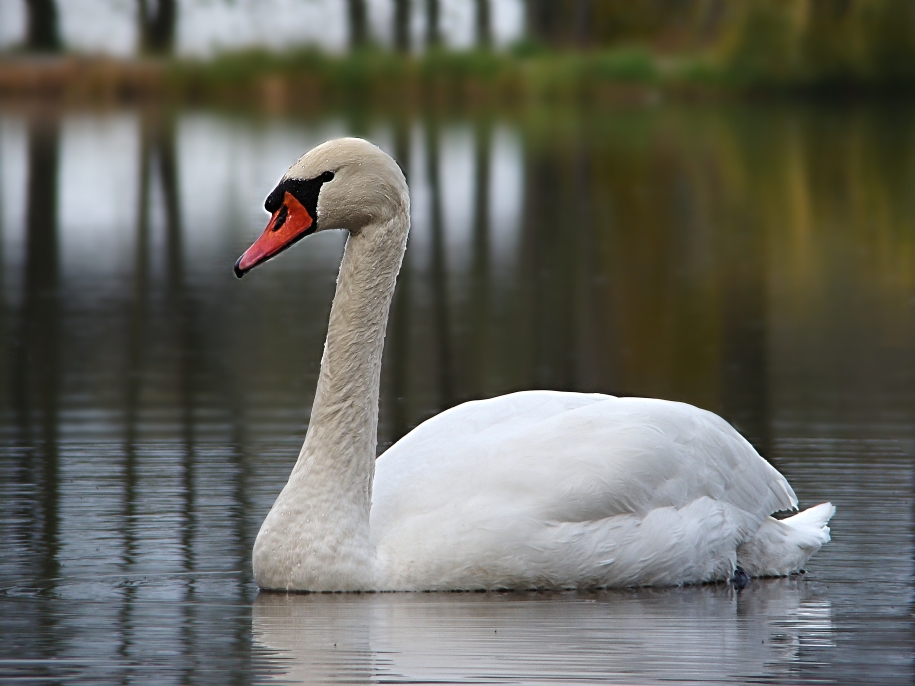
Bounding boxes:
[263,172,332,219]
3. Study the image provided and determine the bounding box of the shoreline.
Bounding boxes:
[1,51,912,112]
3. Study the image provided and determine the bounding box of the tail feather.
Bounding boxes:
[737,503,835,578]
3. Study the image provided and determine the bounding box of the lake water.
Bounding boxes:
[0,101,913,684]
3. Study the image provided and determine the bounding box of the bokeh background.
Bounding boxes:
[0,2,914,684]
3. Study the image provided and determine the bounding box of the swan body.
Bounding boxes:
[236,138,834,592]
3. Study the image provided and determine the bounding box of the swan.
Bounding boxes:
[234,137,834,592]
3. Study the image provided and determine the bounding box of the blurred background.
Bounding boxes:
[0,1,914,684]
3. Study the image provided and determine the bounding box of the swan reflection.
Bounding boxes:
[253,577,834,684]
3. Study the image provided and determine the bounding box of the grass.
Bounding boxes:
[165,46,703,111]
[1,44,913,111]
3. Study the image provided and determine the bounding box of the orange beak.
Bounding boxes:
[234,191,316,278]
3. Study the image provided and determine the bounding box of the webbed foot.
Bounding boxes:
[731,565,752,591]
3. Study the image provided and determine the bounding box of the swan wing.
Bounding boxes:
[371,391,796,589]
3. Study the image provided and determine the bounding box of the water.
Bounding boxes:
[0,101,913,684]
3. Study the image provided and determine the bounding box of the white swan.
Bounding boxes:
[234,137,834,592]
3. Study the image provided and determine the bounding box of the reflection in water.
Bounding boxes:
[13,112,62,666]
[0,103,913,683]
[719,177,770,455]
[252,580,834,685]
[469,117,491,393]
[161,111,201,679]
[382,118,412,445]
[424,116,455,409]
[117,106,148,670]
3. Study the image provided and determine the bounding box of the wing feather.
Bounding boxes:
[371,391,797,588]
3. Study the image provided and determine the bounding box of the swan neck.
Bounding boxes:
[304,220,406,479]
[251,212,407,591]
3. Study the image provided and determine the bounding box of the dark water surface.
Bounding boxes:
[0,102,913,684]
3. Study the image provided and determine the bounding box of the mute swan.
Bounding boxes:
[234,137,834,592]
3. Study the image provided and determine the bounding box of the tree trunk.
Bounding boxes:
[526,0,593,47]
[393,0,410,52]
[24,0,61,52]
[475,0,492,49]
[138,0,176,55]
[574,0,593,48]
[526,0,557,45]
[425,0,440,49]
[347,0,369,50]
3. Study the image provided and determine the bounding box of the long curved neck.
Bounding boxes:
[298,217,407,496]
[252,212,408,591]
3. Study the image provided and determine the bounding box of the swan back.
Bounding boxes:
[371,391,798,590]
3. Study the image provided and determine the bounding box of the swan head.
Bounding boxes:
[234,137,408,277]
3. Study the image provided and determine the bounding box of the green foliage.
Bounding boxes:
[9,0,915,103]
[177,44,656,92]
[718,1,801,86]
[419,49,508,82]
[673,57,723,86]
[718,0,915,89]
[508,38,551,59]
[587,48,659,83]
[149,4,915,112]
[522,0,915,91]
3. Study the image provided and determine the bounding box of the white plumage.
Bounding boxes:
[237,138,834,592]
[373,391,831,589]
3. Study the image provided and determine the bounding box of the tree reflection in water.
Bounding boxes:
[10,112,62,670]
[0,104,912,684]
